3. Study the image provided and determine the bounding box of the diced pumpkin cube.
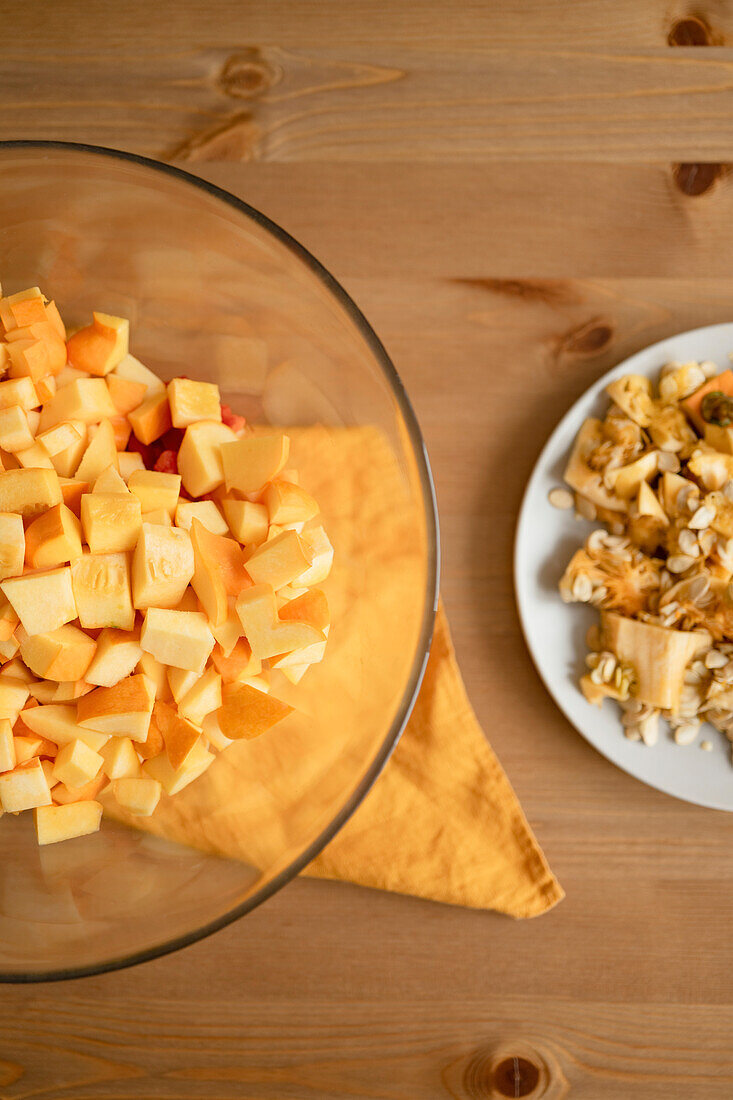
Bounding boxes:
[177,666,222,727]
[128,469,180,516]
[92,465,128,494]
[106,372,147,415]
[235,583,324,660]
[1,567,75,637]
[50,425,88,479]
[177,420,237,498]
[51,775,108,805]
[100,736,140,779]
[112,776,161,816]
[175,499,228,536]
[0,678,30,721]
[29,680,92,704]
[19,624,96,682]
[264,480,319,526]
[80,492,142,553]
[59,478,87,516]
[131,523,193,610]
[0,636,20,663]
[167,377,221,428]
[110,415,131,451]
[140,608,214,673]
[216,682,292,740]
[13,735,46,765]
[0,377,40,411]
[34,800,102,844]
[201,711,234,752]
[209,600,244,657]
[36,374,56,404]
[136,651,170,701]
[7,338,54,383]
[0,405,34,452]
[0,757,51,811]
[0,719,15,772]
[167,667,199,704]
[296,526,333,586]
[113,353,165,395]
[75,419,118,484]
[142,738,214,795]
[85,628,142,688]
[117,451,145,482]
[220,433,289,496]
[20,704,108,752]
[244,529,312,590]
[136,709,165,760]
[0,288,46,331]
[0,513,24,580]
[141,508,171,526]
[71,551,134,630]
[66,312,128,376]
[221,499,268,547]
[25,503,83,568]
[76,673,155,742]
[38,378,117,431]
[44,301,66,341]
[15,442,54,470]
[152,701,202,770]
[128,391,171,445]
[211,637,261,682]
[52,739,103,788]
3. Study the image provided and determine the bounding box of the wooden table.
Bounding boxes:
[5,3,733,1096]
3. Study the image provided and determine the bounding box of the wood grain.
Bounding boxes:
[6,0,733,1096]
[7,2,733,162]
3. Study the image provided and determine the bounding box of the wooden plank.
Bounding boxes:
[9,0,733,51]
[3,981,733,1097]
[183,162,733,279]
[4,32,733,160]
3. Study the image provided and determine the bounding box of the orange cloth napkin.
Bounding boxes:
[305,601,563,916]
[106,426,562,918]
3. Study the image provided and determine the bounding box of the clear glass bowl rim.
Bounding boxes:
[0,139,440,982]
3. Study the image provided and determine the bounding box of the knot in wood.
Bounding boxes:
[464,1049,541,1099]
[558,317,614,359]
[673,163,724,197]
[220,50,281,99]
[668,16,712,46]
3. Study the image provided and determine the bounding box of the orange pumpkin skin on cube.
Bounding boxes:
[24,503,83,569]
[10,297,48,329]
[66,314,128,377]
[137,711,165,761]
[279,589,330,632]
[107,374,146,416]
[128,392,172,445]
[52,774,108,805]
[217,682,292,740]
[67,328,115,375]
[45,302,66,341]
[683,370,733,433]
[211,638,259,683]
[153,701,201,770]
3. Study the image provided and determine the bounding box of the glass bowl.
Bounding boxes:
[0,141,439,981]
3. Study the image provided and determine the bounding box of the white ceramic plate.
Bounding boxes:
[515,323,733,811]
